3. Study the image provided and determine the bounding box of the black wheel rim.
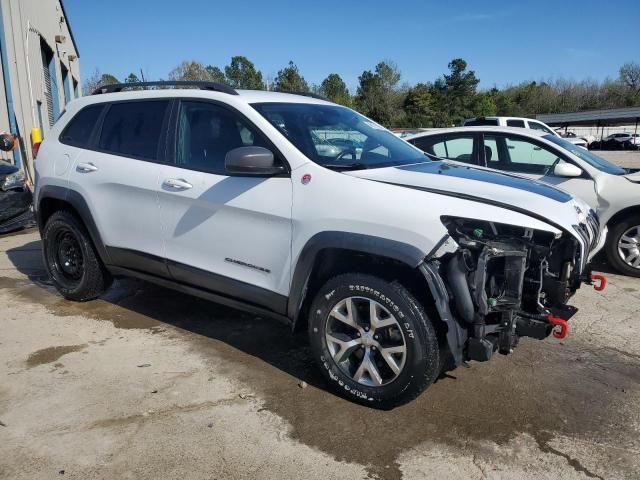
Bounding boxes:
[51,228,84,286]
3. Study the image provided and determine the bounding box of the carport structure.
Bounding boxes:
[537,107,640,141]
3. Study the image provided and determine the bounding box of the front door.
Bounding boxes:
[157,100,292,311]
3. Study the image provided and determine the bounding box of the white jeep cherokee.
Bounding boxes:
[34,81,602,408]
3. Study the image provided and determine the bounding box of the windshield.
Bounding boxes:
[543,135,626,175]
[251,103,426,169]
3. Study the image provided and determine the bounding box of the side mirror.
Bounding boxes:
[225,146,284,176]
[553,162,582,178]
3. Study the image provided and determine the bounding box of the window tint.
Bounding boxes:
[464,118,498,126]
[98,101,169,160]
[484,134,562,174]
[176,101,269,173]
[528,121,554,134]
[59,105,104,147]
[506,119,525,128]
[413,135,475,164]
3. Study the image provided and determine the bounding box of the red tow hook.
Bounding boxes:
[591,274,606,291]
[547,314,569,339]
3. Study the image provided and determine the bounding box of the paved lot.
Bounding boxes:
[1,228,639,480]
[595,150,640,169]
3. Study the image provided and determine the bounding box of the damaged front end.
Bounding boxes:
[0,164,34,235]
[421,215,602,367]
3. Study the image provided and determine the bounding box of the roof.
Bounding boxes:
[70,86,335,110]
[537,107,640,127]
[59,0,79,58]
[404,126,548,141]
[235,89,332,104]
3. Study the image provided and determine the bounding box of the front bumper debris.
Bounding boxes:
[421,216,604,367]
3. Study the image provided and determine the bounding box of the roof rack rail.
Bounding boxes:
[92,81,238,96]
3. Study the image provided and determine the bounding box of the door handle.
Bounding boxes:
[77,162,98,172]
[163,178,193,190]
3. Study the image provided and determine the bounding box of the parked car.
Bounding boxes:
[35,82,601,408]
[463,116,588,148]
[406,126,640,276]
[0,162,33,234]
[591,133,640,150]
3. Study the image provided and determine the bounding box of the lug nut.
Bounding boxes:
[357,332,361,337]
[365,327,370,332]
[374,335,379,340]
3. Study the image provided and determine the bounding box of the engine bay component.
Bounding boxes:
[431,216,598,364]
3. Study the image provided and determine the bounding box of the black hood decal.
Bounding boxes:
[398,161,572,203]
[370,179,567,233]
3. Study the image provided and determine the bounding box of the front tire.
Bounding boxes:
[605,216,640,277]
[308,273,440,409]
[42,210,112,300]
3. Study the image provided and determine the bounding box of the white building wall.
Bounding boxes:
[0,0,80,176]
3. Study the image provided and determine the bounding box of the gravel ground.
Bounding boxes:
[1,150,640,480]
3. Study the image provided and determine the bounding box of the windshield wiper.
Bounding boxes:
[322,163,369,171]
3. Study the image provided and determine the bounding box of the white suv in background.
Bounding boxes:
[34,82,601,408]
[463,116,588,148]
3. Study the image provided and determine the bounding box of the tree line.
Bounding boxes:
[84,57,640,128]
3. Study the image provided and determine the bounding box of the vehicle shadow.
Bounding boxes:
[5,239,327,391]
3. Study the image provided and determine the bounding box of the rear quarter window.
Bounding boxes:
[59,104,105,147]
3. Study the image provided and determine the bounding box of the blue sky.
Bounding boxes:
[65,0,639,92]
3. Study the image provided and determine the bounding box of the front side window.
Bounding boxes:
[252,103,425,170]
[98,101,169,160]
[484,134,565,175]
[544,134,626,175]
[412,135,476,164]
[175,101,269,173]
[60,104,104,147]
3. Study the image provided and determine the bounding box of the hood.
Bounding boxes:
[345,160,587,231]
[624,169,640,182]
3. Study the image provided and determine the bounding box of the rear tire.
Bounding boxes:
[308,273,440,409]
[42,210,112,301]
[605,215,640,278]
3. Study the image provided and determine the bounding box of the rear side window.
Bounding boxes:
[464,118,498,126]
[506,119,525,128]
[59,105,104,147]
[98,101,169,160]
[413,135,476,164]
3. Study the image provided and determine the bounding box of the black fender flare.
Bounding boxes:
[287,231,426,328]
[36,185,111,265]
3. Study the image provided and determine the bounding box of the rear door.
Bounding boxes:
[66,99,171,275]
[480,132,598,207]
[156,99,292,308]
